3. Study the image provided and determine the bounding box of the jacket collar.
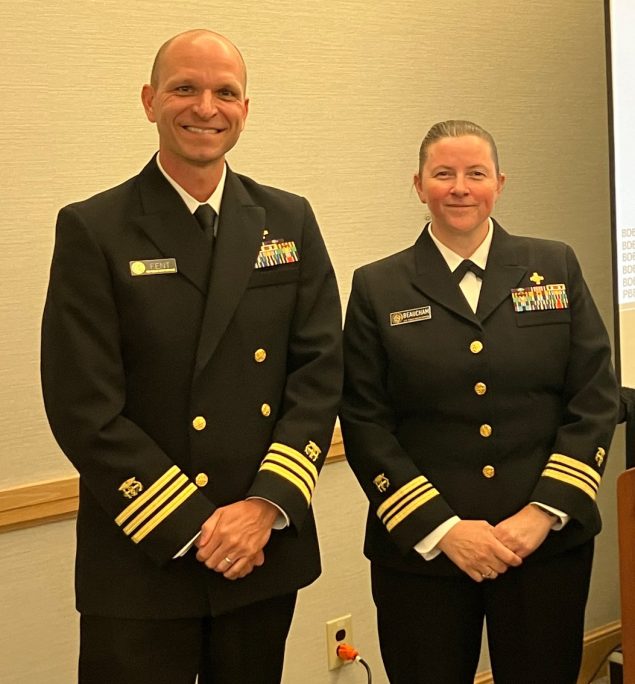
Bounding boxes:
[412,220,527,325]
[132,156,212,294]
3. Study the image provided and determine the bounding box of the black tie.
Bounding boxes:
[452,259,485,284]
[194,204,216,242]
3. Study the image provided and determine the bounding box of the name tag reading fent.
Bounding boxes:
[129,259,178,276]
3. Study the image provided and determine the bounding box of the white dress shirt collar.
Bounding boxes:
[428,218,494,272]
[155,155,226,216]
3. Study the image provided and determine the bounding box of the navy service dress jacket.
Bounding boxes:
[341,221,619,575]
[41,157,343,617]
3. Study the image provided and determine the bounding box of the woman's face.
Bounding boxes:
[414,135,505,245]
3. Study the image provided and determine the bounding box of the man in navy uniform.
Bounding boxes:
[41,29,342,684]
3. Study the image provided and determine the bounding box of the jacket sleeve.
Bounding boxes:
[340,268,456,555]
[41,206,214,565]
[531,245,620,528]
[247,199,343,530]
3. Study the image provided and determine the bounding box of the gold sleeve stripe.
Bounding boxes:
[269,442,319,480]
[262,453,316,492]
[132,483,198,543]
[123,475,189,535]
[115,465,181,526]
[542,468,597,501]
[382,482,436,526]
[259,462,312,506]
[385,489,440,532]
[545,463,599,493]
[377,476,428,519]
[549,453,601,484]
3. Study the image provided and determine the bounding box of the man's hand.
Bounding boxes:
[195,499,278,580]
[437,520,523,582]
[493,504,553,559]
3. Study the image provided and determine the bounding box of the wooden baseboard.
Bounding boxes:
[578,621,621,683]
[0,427,346,534]
[474,620,621,683]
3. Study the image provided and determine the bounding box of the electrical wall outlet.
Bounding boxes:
[325,614,353,670]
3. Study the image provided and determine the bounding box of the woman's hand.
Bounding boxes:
[437,520,523,582]
[493,504,554,559]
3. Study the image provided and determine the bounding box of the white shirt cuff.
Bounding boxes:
[531,502,569,530]
[173,532,201,558]
[414,516,461,560]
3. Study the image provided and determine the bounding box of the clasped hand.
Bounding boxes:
[437,504,554,582]
[195,499,278,580]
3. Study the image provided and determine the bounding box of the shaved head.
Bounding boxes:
[150,29,247,91]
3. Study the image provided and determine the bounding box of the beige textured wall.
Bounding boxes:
[0,1,622,682]
[621,310,635,385]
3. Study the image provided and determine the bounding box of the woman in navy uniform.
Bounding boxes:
[340,120,619,683]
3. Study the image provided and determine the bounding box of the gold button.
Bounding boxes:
[482,465,495,479]
[192,416,206,431]
[254,348,267,363]
[470,340,483,354]
[195,473,208,487]
[479,424,492,438]
[261,403,271,417]
[474,382,487,396]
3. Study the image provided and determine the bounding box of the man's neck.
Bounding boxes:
[158,153,225,202]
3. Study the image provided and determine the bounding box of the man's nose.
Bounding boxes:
[193,90,216,118]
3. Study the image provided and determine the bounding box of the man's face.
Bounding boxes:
[141,34,249,173]
[414,135,504,244]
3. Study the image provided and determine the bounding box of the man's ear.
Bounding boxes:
[141,84,156,123]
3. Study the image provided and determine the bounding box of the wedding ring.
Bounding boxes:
[224,556,234,565]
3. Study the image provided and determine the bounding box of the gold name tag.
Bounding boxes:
[129,259,178,276]
[390,306,431,326]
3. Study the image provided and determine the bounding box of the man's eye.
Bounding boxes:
[218,88,236,99]
[175,85,194,94]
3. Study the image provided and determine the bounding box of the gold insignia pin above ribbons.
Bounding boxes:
[530,272,545,284]
[255,240,299,269]
[130,258,177,276]
[389,306,431,326]
[119,477,143,499]
[511,284,568,312]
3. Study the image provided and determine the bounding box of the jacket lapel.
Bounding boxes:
[411,223,528,326]
[476,222,527,322]
[194,169,265,375]
[411,227,480,326]
[132,158,212,295]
